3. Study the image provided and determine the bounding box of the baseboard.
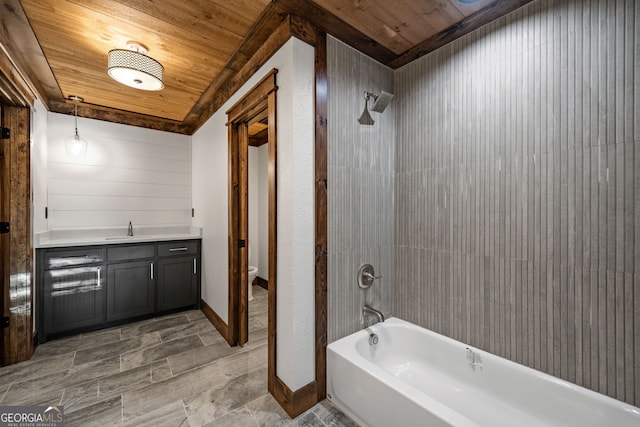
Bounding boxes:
[271,376,318,418]
[255,276,268,290]
[200,299,233,346]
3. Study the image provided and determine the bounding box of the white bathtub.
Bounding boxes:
[327,318,640,427]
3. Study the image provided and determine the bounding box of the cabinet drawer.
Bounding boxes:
[44,248,104,269]
[157,241,199,257]
[108,244,155,262]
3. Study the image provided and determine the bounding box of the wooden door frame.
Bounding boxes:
[226,69,277,354]
[0,104,33,366]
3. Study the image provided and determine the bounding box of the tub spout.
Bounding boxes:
[363,305,385,323]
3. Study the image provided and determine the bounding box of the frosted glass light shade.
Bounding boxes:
[66,133,88,157]
[108,49,164,91]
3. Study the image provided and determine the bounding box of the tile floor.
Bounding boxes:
[0,286,359,427]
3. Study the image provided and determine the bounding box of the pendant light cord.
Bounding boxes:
[74,100,79,137]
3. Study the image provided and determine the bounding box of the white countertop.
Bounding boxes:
[34,226,202,248]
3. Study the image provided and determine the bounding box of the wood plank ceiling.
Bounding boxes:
[1,0,534,134]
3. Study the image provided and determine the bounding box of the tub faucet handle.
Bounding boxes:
[358,264,382,289]
[127,221,134,237]
[363,271,383,280]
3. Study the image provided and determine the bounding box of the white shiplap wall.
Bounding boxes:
[46,112,191,229]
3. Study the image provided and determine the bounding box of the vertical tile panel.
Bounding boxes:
[392,0,638,407]
[327,37,395,342]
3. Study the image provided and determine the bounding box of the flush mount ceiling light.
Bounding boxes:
[108,42,164,91]
[66,95,88,157]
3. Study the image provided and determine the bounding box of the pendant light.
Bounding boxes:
[65,96,88,157]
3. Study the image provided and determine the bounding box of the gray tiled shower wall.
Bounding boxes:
[327,36,395,343]
[328,0,639,408]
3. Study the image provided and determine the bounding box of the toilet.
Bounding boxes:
[248,265,258,301]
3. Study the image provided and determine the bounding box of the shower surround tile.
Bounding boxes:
[327,36,396,343]
[393,0,640,407]
[326,0,638,409]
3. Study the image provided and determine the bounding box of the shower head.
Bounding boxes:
[358,94,375,125]
[370,91,394,113]
[357,91,394,125]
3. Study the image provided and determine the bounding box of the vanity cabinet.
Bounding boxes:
[106,245,155,321]
[37,239,201,342]
[157,241,199,311]
[41,247,106,335]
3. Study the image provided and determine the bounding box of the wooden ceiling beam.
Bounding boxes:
[274,0,396,65]
[183,2,291,133]
[2,0,538,134]
[0,46,34,107]
[389,0,537,69]
[49,99,190,134]
[0,0,62,107]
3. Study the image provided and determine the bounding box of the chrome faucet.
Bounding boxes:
[127,221,134,237]
[363,305,385,324]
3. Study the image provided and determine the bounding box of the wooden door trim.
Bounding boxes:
[0,104,33,365]
[314,30,328,402]
[227,67,277,348]
[226,29,329,418]
[264,30,329,417]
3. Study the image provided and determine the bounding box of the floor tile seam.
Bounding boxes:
[130,348,268,407]
[120,392,125,425]
[166,357,175,378]
[168,341,268,378]
[63,387,130,417]
[58,388,66,406]
[98,357,168,386]
[70,350,78,368]
[179,398,193,427]
[120,341,206,372]
[0,383,11,402]
[197,333,207,346]
[244,403,262,427]
[159,330,204,344]
[115,332,164,364]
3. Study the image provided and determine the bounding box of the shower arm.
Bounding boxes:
[363,91,375,103]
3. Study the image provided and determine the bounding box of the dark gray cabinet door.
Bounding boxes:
[43,265,106,334]
[157,257,197,311]
[107,260,155,321]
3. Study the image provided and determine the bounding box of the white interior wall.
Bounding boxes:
[248,146,259,268]
[192,37,315,391]
[45,113,191,230]
[31,99,48,235]
[190,104,229,320]
[248,144,269,278]
[30,98,48,332]
[257,144,269,278]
